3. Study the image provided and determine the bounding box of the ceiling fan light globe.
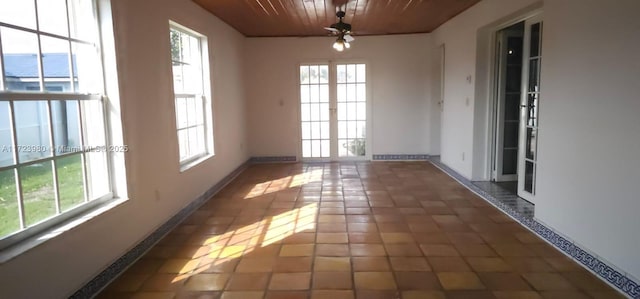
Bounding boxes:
[344,42,351,49]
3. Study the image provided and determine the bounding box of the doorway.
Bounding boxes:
[491,14,543,203]
[299,63,368,161]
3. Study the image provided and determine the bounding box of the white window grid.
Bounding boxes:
[0,0,112,248]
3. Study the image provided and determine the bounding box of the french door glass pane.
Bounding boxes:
[0,169,19,236]
[524,161,535,193]
[300,64,330,158]
[530,23,541,57]
[526,128,537,160]
[337,64,366,157]
[20,162,56,226]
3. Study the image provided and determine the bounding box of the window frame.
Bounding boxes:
[168,21,214,169]
[0,0,116,251]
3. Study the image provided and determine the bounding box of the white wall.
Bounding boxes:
[245,34,432,158]
[0,0,249,297]
[433,0,640,282]
[536,0,640,281]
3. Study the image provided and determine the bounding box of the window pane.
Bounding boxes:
[1,27,40,91]
[176,97,188,129]
[337,65,346,83]
[347,84,356,102]
[309,85,319,103]
[310,122,320,140]
[301,122,310,140]
[300,85,309,103]
[0,101,13,167]
[188,127,199,155]
[319,103,329,121]
[348,122,357,138]
[187,96,197,127]
[319,84,329,103]
[41,36,72,92]
[81,100,106,148]
[195,97,204,125]
[356,102,366,121]
[357,121,366,138]
[20,162,56,226]
[195,126,205,155]
[72,42,101,93]
[310,104,320,121]
[183,64,202,94]
[356,84,366,102]
[524,161,534,193]
[526,128,537,160]
[0,169,20,238]
[85,151,108,199]
[319,65,328,84]
[309,65,319,84]
[178,129,188,160]
[320,122,329,140]
[52,100,81,154]
[356,64,366,83]
[37,0,70,37]
[302,140,311,158]
[346,64,356,83]
[337,103,346,121]
[337,84,346,102]
[528,59,539,93]
[172,63,185,94]
[68,0,96,41]
[15,101,51,163]
[300,66,309,84]
[338,139,348,157]
[57,154,84,212]
[321,140,329,158]
[0,0,37,29]
[530,23,541,57]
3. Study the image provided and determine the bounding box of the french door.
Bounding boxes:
[517,16,543,202]
[299,62,368,161]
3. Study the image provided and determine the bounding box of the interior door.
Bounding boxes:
[299,63,368,161]
[517,15,543,202]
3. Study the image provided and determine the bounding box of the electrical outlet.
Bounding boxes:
[462,152,465,161]
[466,75,472,84]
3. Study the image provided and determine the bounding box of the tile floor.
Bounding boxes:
[98,162,624,299]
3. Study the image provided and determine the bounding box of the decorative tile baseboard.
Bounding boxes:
[251,156,297,163]
[427,157,639,299]
[70,159,252,299]
[372,154,430,161]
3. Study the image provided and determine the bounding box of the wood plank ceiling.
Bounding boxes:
[193,0,481,37]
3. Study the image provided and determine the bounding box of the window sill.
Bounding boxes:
[180,153,214,173]
[0,197,129,264]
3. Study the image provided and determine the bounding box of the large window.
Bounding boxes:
[169,22,213,167]
[0,0,112,247]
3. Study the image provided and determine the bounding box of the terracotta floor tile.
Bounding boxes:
[466,257,513,272]
[220,291,264,299]
[130,292,176,299]
[522,273,576,291]
[348,223,379,232]
[380,233,415,243]
[269,272,312,290]
[317,233,349,243]
[174,290,221,299]
[236,257,276,272]
[401,290,446,299]
[384,243,423,256]
[311,290,355,299]
[493,291,544,299]
[389,257,431,271]
[183,274,231,291]
[413,232,451,244]
[316,244,350,256]
[420,244,460,256]
[428,257,471,272]
[280,244,314,257]
[107,274,149,292]
[478,273,532,290]
[395,271,441,290]
[158,259,200,274]
[315,257,351,271]
[283,233,316,244]
[355,290,400,299]
[350,244,387,256]
[265,291,309,299]
[226,272,270,290]
[437,272,485,290]
[445,290,497,299]
[312,272,353,289]
[352,257,390,271]
[139,274,185,291]
[454,244,498,257]
[274,257,313,272]
[539,291,591,299]
[354,272,397,290]
[348,233,382,243]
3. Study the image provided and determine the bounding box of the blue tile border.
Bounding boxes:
[428,157,639,299]
[70,158,252,299]
[250,156,297,163]
[372,154,430,161]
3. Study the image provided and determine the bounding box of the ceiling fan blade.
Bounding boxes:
[324,27,339,32]
[344,34,355,42]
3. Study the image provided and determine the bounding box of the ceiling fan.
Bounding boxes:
[325,10,355,51]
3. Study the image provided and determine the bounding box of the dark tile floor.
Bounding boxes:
[97,162,624,299]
